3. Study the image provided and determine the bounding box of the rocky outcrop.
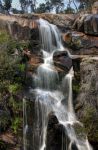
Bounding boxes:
[63,31,98,55]
[75,58,98,149]
[53,51,72,74]
[73,14,98,36]
[0,13,77,40]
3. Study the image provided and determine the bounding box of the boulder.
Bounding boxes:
[53,51,72,74]
[84,14,98,35]
[73,14,98,36]
[46,112,69,150]
[63,31,98,55]
[0,14,39,41]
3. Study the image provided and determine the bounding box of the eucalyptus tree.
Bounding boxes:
[45,0,64,13]
[19,0,37,13]
[2,0,12,13]
[75,0,97,11]
[19,0,27,12]
[36,1,52,13]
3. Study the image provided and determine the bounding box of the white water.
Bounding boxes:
[23,18,93,150]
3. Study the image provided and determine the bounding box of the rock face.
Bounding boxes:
[92,1,98,14]
[63,31,98,55]
[73,14,98,35]
[75,58,98,149]
[0,13,77,40]
[0,14,39,40]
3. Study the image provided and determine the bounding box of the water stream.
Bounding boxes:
[23,18,93,150]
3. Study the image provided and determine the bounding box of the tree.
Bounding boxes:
[45,1,53,12]
[36,3,47,13]
[12,8,24,14]
[64,6,75,14]
[67,0,78,12]
[2,0,12,12]
[36,1,52,13]
[19,0,27,13]
[0,0,4,13]
[19,0,37,13]
[29,0,37,12]
[75,0,97,11]
[46,0,64,13]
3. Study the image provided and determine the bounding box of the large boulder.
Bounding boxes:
[53,51,72,74]
[63,31,98,55]
[46,112,68,150]
[73,14,98,36]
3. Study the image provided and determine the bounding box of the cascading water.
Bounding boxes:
[23,18,93,150]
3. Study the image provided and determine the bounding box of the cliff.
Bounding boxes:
[0,13,98,150]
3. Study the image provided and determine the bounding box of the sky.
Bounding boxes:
[12,0,78,10]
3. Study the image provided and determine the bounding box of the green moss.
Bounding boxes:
[18,64,25,72]
[7,40,29,54]
[9,83,22,94]
[9,96,22,112]
[0,30,10,44]
[73,84,80,93]
[11,117,22,134]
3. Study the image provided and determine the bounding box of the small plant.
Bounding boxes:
[18,64,25,72]
[9,83,22,94]
[0,30,10,44]
[11,117,22,134]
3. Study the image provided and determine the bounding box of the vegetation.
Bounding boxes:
[0,30,29,148]
[76,0,97,11]
[0,0,97,14]
[81,106,98,141]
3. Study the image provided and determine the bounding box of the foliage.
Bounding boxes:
[0,30,10,44]
[11,117,22,134]
[36,1,53,13]
[12,8,23,14]
[49,0,64,13]
[73,84,80,93]
[64,6,75,14]
[19,0,37,13]
[81,106,98,141]
[9,83,22,94]
[36,3,47,13]
[0,110,11,131]
[2,0,12,12]
[75,0,97,11]
[0,140,7,150]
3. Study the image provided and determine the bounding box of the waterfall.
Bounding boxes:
[23,19,93,150]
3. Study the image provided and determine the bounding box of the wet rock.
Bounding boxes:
[28,53,43,72]
[34,14,77,30]
[53,51,72,74]
[46,112,69,150]
[71,142,78,150]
